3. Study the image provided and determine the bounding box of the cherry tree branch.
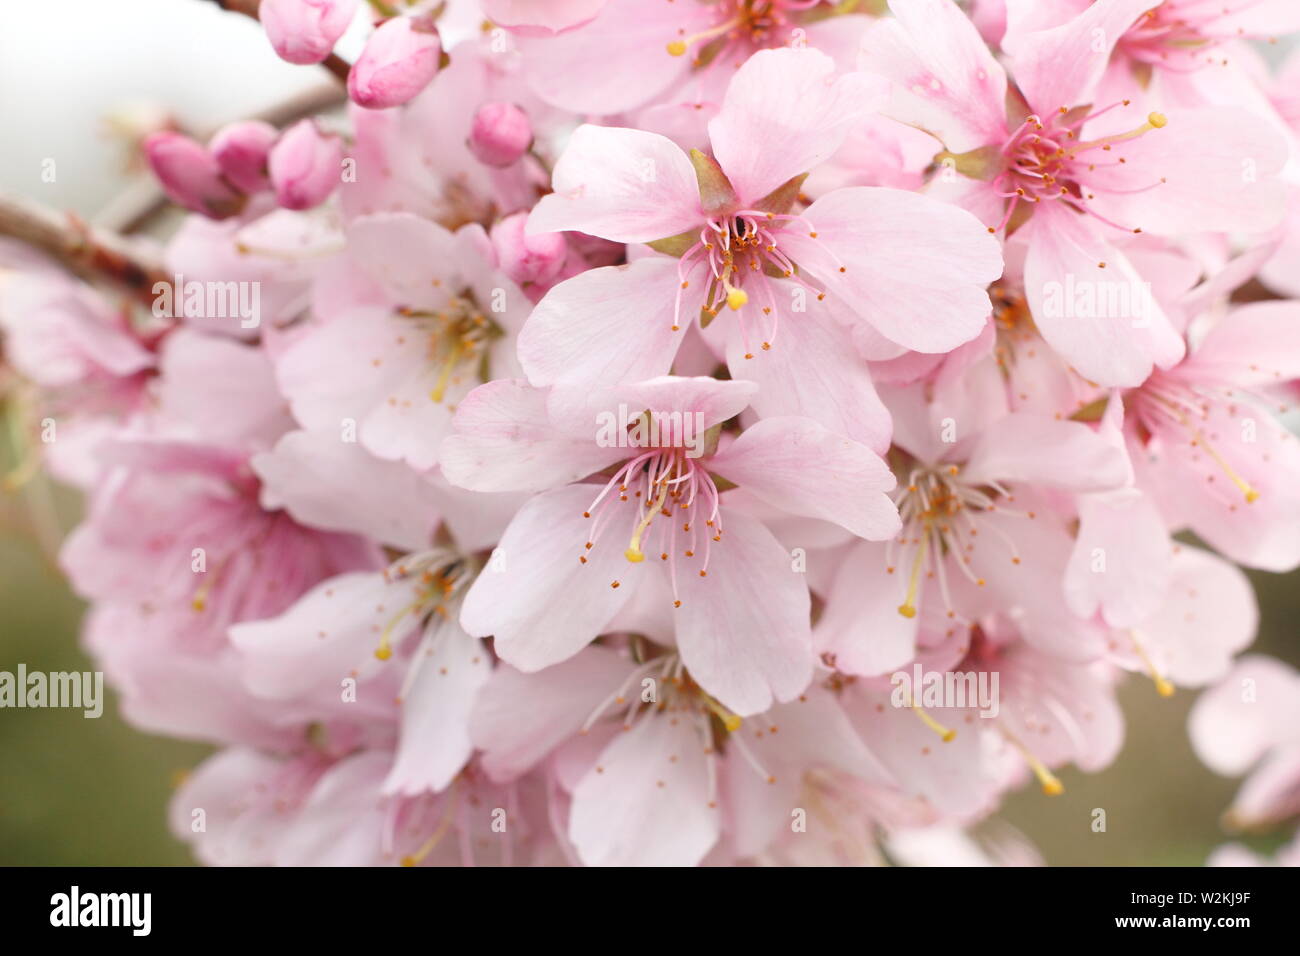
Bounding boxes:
[0,193,168,304]
[203,0,353,84]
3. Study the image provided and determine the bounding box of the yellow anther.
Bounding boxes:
[912,705,956,742]
[705,695,742,732]
[1004,729,1065,796]
[1130,629,1175,698]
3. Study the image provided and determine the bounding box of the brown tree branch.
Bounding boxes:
[0,193,168,305]
[204,0,353,84]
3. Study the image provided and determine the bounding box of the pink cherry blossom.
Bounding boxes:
[524,47,1001,450]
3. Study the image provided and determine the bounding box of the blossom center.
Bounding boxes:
[673,210,831,358]
[983,105,1167,234]
[888,464,1028,619]
[396,295,500,403]
[665,0,825,63]
[580,438,724,606]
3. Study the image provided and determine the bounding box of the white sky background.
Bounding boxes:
[0,0,338,214]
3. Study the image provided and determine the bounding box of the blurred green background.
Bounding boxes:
[2,476,1296,865]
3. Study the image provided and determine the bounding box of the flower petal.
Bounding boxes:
[528,125,701,242]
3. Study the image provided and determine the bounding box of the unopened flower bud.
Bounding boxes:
[143,132,244,219]
[209,121,277,195]
[261,0,359,65]
[268,120,344,210]
[468,102,533,168]
[491,212,567,286]
[348,16,443,110]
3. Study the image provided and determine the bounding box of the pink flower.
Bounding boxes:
[348,15,443,110]
[525,48,1001,451]
[1127,301,1300,571]
[860,0,1288,385]
[268,119,344,210]
[816,390,1130,675]
[230,549,486,796]
[273,213,530,471]
[1191,656,1300,830]
[171,748,558,865]
[442,374,899,714]
[1004,0,1300,81]
[471,644,893,866]
[509,0,871,115]
[261,0,359,66]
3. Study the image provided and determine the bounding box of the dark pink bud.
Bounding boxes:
[261,0,359,65]
[491,212,567,286]
[209,121,278,195]
[348,16,442,110]
[468,102,533,168]
[143,132,244,219]
[268,120,344,210]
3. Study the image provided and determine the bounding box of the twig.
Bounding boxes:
[204,0,353,84]
[0,193,168,305]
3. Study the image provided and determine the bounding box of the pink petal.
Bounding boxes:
[382,622,490,795]
[1002,0,1153,115]
[481,0,605,35]
[568,713,720,866]
[600,375,758,432]
[709,416,900,541]
[814,541,920,677]
[1180,301,1300,390]
[707,47,885,204]
[962,412,1132,491]
[472,647,639,782]
[1064,490,1171,628]
[779,186,1002,353]
[1136,546,1256,688]
[230,572,406,700]
[515,1,702,112]
[672,507,813,715]
[517,257,691,390]
[459,484,643,670]
[1189,655,1300,775]
[1021,202,1185,386]
[440,380,623,493]
[1083,107,1287,237]
[346,213,462,312]
[723,306,894,454]
[252,430,442,550]
[858,0,1008,153]
[528,125,701,242]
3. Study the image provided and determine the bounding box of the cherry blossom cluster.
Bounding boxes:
[3,0,1300,866]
